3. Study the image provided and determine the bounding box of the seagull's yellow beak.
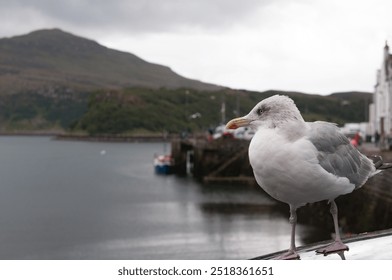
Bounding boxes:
[226,117,251,129]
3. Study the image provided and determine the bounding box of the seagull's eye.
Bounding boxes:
[256,108,263,115]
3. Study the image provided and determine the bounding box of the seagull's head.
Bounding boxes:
[226,95,304,130]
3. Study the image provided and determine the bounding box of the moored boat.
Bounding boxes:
[154,154,174,174]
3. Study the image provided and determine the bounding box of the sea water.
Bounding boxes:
[0,136,315,259]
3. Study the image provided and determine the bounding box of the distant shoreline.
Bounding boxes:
[0,132,174,142]
[0,132,59,137]
[54,134,173,142]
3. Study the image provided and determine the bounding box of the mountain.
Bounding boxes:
[0,28,221,94]
[0,29,373,134]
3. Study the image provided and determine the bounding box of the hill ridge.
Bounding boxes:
[0,28,222,94]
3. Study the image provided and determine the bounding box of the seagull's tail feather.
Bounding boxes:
[369,155,392,170]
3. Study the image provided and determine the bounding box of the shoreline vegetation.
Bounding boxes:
[55,133,173,142]
[0,88,373,140]
[0,131,175,142]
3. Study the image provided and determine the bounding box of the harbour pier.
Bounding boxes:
[171,137,255,185]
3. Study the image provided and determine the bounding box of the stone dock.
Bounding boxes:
[171,137,255,184]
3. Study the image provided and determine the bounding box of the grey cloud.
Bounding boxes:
[0,0,270,35]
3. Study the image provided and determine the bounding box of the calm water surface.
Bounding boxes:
[0,136,315,259]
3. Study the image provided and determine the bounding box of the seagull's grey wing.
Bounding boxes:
[307,121,374,189]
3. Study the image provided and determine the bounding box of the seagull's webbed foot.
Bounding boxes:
[273,250,300,260]
[316,240,349,256]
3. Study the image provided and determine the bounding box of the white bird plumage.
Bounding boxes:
[226,95,379,260]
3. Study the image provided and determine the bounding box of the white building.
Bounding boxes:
[371,42,392,142]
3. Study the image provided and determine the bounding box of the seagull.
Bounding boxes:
[226,95,390,260]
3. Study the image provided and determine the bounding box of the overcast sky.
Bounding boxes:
[1,0,392,95]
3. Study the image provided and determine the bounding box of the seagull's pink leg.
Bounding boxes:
[316,200,349,257]
[274,205,300,260]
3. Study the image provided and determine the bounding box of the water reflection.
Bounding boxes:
[0,137,359,259]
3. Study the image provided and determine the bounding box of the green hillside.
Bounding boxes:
[0,88,88,132]
[0,87,372,135]
[73,88,372,135]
